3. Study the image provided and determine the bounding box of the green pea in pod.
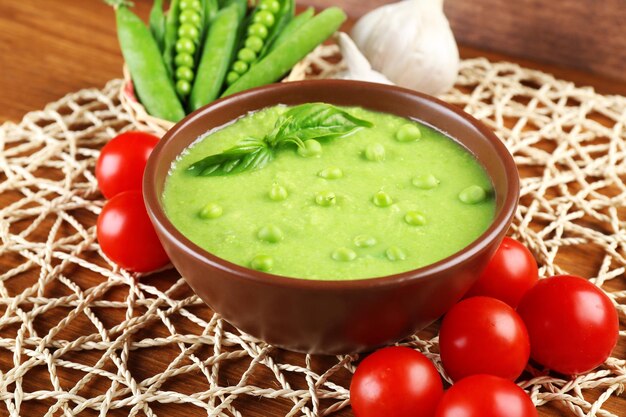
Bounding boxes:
[162,0,181,77]
[173,0,206,99]
[225,0,294,85]
[256,0,295,59]
[222,7,347,97]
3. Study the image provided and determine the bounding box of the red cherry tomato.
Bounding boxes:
[435,374,538,417]
[439,296,530,381]
[517,275,619,375]
[96,131,159,199]
[350,346,443,417]
[97,190,169,272]
[465,237,538,308]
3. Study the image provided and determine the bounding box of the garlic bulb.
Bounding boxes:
[335,32,393,85]
[351,0,459,95]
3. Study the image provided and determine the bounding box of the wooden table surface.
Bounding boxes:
[1,1,624,416]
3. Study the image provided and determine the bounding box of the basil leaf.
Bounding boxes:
[187,103,372,177]
[267,103,374,147]
[187,138,274,176]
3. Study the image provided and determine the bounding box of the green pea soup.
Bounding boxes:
[163,104,496,280]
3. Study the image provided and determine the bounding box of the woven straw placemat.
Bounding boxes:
[1,57,625,417]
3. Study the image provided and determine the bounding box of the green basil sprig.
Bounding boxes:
[187,103,373,177]
[186,138,273,176]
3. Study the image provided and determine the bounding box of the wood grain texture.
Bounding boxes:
[444,0,626,83]
[0,1,624,417]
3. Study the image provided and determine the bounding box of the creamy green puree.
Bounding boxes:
[163,104,495,280]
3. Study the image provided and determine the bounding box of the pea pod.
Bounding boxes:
[225,0,294,85]
[224,0,247,20]
[204,0,219,27]
[113,5,185,121]
[189,4,241,111]
[163,0,181,77]
[198,0,220,79]
[269,7,313,52]
[222,7,346,98]
[149,0,165,51]
[173,0,205,98]
[256,0,294,59]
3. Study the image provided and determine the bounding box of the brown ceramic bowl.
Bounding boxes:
[144,80,519,355]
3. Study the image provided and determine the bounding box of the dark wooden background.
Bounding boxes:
[0,1,624,416]
[2,0,626,123]
[445,0,626,83]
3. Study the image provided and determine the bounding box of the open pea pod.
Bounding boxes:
[162,0,181,77]
[222,7,346,97]
[224,0,294,87]
[256,0,295,60]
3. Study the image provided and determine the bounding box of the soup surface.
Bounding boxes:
[163,104,495,280]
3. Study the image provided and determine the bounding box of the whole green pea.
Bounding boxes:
[412,174,440,189]
[269,184,288,201]
[254,10,276,27]
[297,139,322,157]
[353,235,377,248]
[315,190,336,207]
[364,143,385,162]
[238,48,257,63]
[179,9,201,27]
[180,0,201,11]
[176,66,194,82]
[175,53,194,68]
[245,36,264,53]
[248,23,269,39]
[232,60,249,75]
[250,254,274,272]
[176,79,191,96]
[396,124,422,142]
[260,0,281,13]
[178,23,200,41]
[198,202,223,219]
[459,185,487,204]
[372,190,393,207]
[318,167,343,180]
[257,225,284,243]
[176,37,196,55]
[386,246,407,261]
[332,247,357,262]
[226,71,240,85]
[405,210,427,226]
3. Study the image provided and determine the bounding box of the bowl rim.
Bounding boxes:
[144,79,519,290]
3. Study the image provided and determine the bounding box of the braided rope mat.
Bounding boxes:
[1,58,625,416]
